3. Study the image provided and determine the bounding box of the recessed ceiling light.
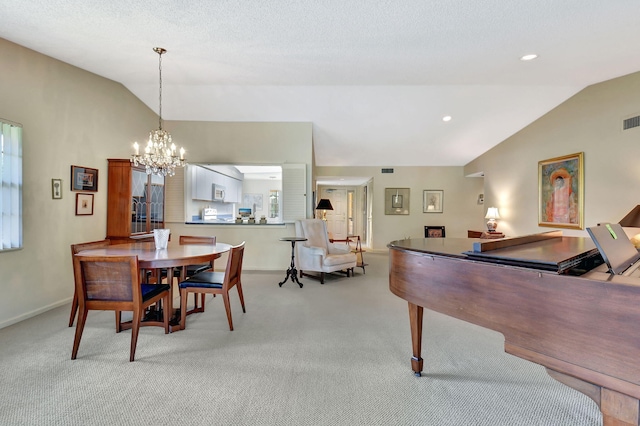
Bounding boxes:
[442,116,452,122]
[520,54,538,61]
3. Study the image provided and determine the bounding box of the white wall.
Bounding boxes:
[465,70,640,238]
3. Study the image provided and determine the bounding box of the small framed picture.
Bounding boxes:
[52,179,63,199]
[385,188,410,215]
[75,193,94,216]
[71,165,98,192]
[423,190,444,213]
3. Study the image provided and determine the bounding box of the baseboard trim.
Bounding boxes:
[0,298,71,330]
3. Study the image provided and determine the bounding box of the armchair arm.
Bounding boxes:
[328,242,351,255]
[299,244,327,257]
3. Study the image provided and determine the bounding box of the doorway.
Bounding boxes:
[316,178,371,247]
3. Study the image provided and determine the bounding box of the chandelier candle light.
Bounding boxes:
[131,47,185,176]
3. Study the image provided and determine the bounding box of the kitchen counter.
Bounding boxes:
[186,220,285,226]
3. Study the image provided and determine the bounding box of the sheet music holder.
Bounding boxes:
[586,222,640,276]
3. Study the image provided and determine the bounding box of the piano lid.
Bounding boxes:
[464,231,601,274]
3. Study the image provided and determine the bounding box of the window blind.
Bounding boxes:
[0,119,23,251]
[282,163,306,222]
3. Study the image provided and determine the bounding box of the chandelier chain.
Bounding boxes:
[158,49,163,130]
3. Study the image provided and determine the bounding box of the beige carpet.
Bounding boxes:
[0,252,600,425]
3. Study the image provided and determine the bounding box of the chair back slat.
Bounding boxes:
[71,239,111,256]
[73,255,140,304]
[68,239,111,327]
[82,261,134,301]
[223,242,245,288]
[179,235,216,245]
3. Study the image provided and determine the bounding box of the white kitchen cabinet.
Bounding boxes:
[192,166,213,201]
[219,174,242,203]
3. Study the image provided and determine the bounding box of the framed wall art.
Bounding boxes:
[423,190,443,213]
[385,188,410,215]
[75,193,94,216]
[538,152,584,229]
[51,179,62,199]
[71,165,98,192]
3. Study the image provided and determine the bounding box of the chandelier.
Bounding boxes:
[131,47,185,177]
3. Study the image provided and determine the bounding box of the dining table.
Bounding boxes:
[75,241,232,331]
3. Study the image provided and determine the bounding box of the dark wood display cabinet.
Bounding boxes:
[107,159,165,244]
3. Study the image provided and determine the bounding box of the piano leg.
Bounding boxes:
[409,303,423,377]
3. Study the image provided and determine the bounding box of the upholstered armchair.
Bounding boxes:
[294,219,357,284]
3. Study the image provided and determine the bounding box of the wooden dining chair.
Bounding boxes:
[71,254,171,362]
[178,235,217,278]
[172,235,217,314]
[179,242,246,331]
[69,239,111,327]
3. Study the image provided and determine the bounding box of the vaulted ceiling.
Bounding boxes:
[2,0,640,166]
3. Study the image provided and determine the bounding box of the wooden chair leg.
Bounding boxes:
[236,283,246,313]
[163,294,170,334]
[115,311,122,332]
[130,309,141,362]
[192,293,199,310]
[71,308,88,360]
[68,290,78,327]
[180,288,188,330]
[222,293,233,331]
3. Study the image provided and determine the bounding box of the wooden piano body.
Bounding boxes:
[388,232,640,426]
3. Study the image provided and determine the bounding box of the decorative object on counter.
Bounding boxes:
[315,198,333,220]
[75,193,94,215]
[130,47,185,177]
[153,228,170,250]
[52,178,62,199]
[71,165,98,192]
[260,215,267,224]
[485,207,500,232]
[235,216,243,224]
[248,215,256,224]
[202,208,217,221]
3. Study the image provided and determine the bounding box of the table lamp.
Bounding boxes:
[485,207,500,232]
[316,198,333,221]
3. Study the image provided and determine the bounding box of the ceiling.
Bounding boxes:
[2,1,640,167]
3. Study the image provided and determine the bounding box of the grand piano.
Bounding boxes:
[388,231,640,426]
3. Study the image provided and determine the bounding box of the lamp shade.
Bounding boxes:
[316,199,334,211]
[619,205,640,227]
[485,207,500,220]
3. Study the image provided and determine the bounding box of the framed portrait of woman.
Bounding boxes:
[538,152,584,229]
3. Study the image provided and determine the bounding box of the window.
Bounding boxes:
[269,190,280,218]
[0,119,22,251]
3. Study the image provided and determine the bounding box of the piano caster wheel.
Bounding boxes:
[414,372,422,377]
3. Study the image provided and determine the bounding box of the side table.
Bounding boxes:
[330,235,367,274]
[278,237,307,288]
